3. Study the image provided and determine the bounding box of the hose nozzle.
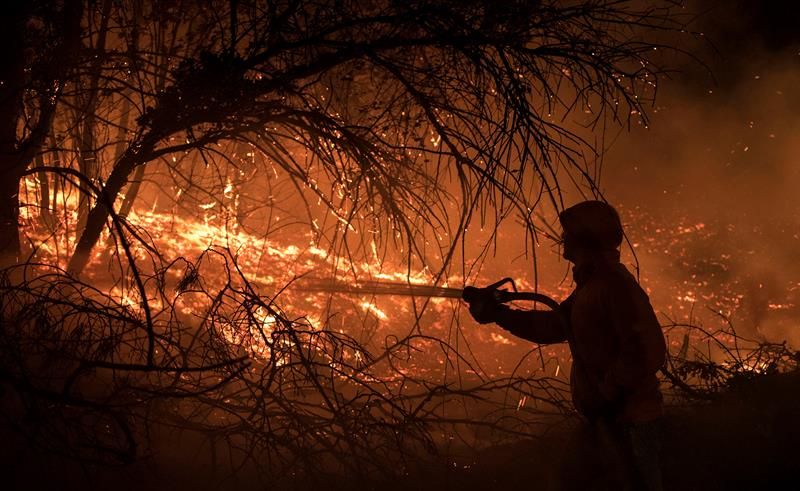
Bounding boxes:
[462,278,560,311]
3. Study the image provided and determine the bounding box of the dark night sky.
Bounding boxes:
[605,0,800,206]
[677,0,800,91]
[707,0,800,52]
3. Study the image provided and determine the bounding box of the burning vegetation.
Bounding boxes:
[1,0,799,489]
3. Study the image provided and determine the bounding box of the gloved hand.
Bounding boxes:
[463,286,501,324]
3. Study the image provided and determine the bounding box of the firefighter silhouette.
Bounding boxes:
[466,200,666,491]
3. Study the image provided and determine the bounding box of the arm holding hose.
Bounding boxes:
[463,282,569,344]
[495,303,569,344]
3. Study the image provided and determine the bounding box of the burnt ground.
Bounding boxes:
[3,369,799,491]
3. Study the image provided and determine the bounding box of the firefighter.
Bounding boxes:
[466,200,666,491]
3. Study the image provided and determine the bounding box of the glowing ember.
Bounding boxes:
[17,173,800,380]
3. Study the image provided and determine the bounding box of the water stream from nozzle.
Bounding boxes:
[292,279,465,299]
[289,279,560,310]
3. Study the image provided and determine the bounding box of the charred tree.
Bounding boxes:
[65,0,680,275]
[0,0,82,267]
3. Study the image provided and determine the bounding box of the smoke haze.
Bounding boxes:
[602,0,800,345]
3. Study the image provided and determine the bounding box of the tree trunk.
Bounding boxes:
[118,165,145,219]
[36,154,52,225]
[0,4,29,267]
[109,1,140,220]
[0,0,82,267]
[75,0,112,236]
[0,171,22,268]
[75,118,98,234]
[67,136,157,275]
[48,132,63,219]
[114,97,141,219]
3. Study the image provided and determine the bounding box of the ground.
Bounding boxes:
[3,369,799,490]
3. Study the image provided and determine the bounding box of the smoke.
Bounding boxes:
[602,0,800,345]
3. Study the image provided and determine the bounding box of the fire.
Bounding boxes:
[16,174,800,380]
[360,301,388,320]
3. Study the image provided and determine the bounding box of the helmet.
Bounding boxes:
[558,200,623,250]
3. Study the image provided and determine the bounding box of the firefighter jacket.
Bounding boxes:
[495,256,666,423]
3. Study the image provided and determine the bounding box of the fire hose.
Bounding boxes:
[294,277,561,312]
[294,277,697,395]
[460,277,560,311]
